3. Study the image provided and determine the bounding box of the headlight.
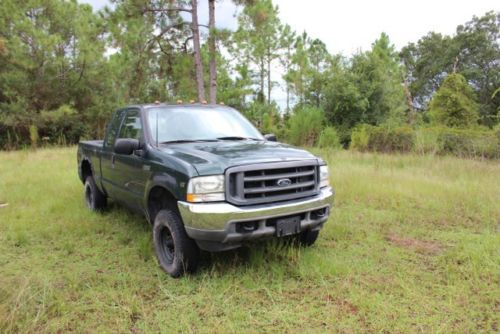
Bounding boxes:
[319,165,330,188]
[186,175,225,202]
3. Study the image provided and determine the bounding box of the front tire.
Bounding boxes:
[84,176,107,211]
[153,209,199,277]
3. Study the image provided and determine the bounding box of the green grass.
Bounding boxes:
[0,147,499,333]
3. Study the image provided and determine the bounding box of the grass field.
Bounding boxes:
[0,147,499,333]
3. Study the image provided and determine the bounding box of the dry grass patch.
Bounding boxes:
[386,233,443,255]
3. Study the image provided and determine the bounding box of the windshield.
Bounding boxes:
[147,107,264,143]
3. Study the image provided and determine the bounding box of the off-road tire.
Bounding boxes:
[84,176,107,211]
[153,209,199,277]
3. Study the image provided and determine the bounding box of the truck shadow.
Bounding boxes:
[198,238,301,275]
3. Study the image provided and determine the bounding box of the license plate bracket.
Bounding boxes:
[275,216,301,237]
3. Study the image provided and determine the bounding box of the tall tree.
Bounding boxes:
[454,11,499,126]
[279,24,296,113]
[233,0,281,104]
[190,0,206,102]
[0,0,111,139]
[352,33,406,125]
[208,0,217,103]
[287,32,310,104]
[306,38,330,107]
[323,33,406,129]
[400,32,455,110]
[401,11,499,126]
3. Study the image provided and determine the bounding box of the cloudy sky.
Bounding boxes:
[82,0,498,55]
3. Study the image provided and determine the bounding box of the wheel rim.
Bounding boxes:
[85,184,94,209]
[159,226,175,264]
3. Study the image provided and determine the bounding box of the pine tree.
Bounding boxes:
[429,73,479,127]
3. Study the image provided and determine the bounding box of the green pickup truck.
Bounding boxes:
[77,103,334,277]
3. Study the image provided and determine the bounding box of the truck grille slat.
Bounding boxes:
[244,180,315,194]
[243,169,315,182]
[226,161,320,205]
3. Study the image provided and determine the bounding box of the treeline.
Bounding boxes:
[0,0,498,157]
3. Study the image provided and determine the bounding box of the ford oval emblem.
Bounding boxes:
[276,178,292,187]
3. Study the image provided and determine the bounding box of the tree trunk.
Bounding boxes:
[403,76,416,125]
[286,83,290,112]
[191,0,205,102]
[267,47,271,104]
[259,57,265,103]
[285,46,291,112]
[208,0,217,104]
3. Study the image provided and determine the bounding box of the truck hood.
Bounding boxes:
[159,140,319,175]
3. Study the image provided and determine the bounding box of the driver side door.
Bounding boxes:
[112,109,150,211]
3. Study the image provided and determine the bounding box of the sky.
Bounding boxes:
[81,0,498,55]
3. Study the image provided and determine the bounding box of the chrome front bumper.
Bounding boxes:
[177,187,335,251]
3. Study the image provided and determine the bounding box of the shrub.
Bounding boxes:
[415,127,442,155]
[436,127,499,159]
[350,125,414,153]
[287,106,324,146]
[350,124,371,151]
[414,127,499,159]
[317,127,341,149]
[29,125,39,149]
[39,105,87,145]
[368,126,414,153]
[352,125,499,159]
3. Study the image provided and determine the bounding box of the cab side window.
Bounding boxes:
[119,110,142,140]
[105,111,124,148]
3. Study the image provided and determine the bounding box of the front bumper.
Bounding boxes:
[177,187,334,251]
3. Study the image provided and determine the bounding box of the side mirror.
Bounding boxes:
[114,138,140,155]
[264,134,277,142]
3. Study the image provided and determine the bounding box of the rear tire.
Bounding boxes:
[153,209,199,278]
[297,229,319,247]
[84,176,107,211]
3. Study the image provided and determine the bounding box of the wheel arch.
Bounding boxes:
[80,159,93,184]
[146,185,180,225]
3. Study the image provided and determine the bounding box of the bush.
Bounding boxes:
[39,105,87,145]
[317,127,341,149]
[350,124,371,151]
[437,127,498,159]
[415,127,442,155]
[352,125,499,159]
[350,125,414,153]
[29,125,39,149]
[287,106,324,146]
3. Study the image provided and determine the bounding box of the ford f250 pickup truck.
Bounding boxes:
[77,103,334,277]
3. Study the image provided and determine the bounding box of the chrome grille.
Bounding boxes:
[226,160,319,205]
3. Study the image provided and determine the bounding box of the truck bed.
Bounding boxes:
[77,140,105,185]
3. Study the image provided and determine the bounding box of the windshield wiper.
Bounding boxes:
[160,139,218,144]
[216,136,261,141]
